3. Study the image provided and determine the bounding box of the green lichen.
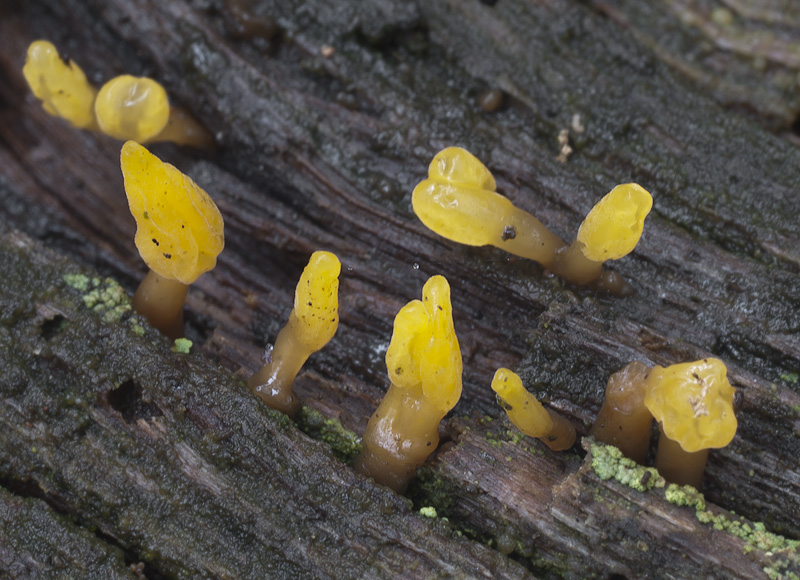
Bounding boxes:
[72,277,131,323]
[408,467,455,516]
[297,406,362,463]
[664,486,800,577]
[419,506,437,518]
[664,483,706,511]
[63,273,90,292]
[590,442,664,491]
[129,318,146,336]
[780,372,799,384]
[172,338,193,354]
[485,426,545,456]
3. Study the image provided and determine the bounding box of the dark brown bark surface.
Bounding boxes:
[1,0,799,578]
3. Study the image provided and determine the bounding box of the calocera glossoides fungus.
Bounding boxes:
[120,140,224,339]
[412,147,652,293]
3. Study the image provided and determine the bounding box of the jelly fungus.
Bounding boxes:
[412,147,564,264]
[95,75,170,142]
[551,183,652,290]
[353,275,462,492]
[23,41,213,149]
[492,368,576,451]
[120,140,224,339]
[248,251,341,417]
[589,361,653,464]
[412,147,652,293]
[644,358,737,489]
[23,40,98,130]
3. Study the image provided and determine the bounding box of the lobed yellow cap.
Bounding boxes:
[412,147,515,247]
[96,75,170,142]
[577,183,652,262]
[385,275,462,414]
[644,358,737,453]
[292,251,341,351]
[22,40,98,129]
[120,140,224,284]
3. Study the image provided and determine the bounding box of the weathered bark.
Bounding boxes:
[1,0,800,578]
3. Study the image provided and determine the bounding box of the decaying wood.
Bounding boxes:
[1,0,799,578]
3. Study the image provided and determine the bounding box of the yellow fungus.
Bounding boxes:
[95,75,170,142]
[491,368,575,451]
[120,140,224,338]
[551,183,653,288]
[644,358,737,488]
[22,41,213,149]
[353,275,462,492]
[151,106,217,150]
[412,147,564,263]
[577,184,653,261]
[412,147,653,293]
[248,251,341,416]
[589,361,653,463]
[22,40,98,130]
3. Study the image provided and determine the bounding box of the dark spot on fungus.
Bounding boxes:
[501,225,517,240]
[496,396,512,412]
[395,367,403,375]
[163,253,172,259]
[152,238,159,246]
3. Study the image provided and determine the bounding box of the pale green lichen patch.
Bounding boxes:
[664,483,706,511]
[71,277,131,323]
[664,486,800,577]
[419,506,437,518]
[63,273,91,292]
[172,338,193,354]
[129,318,146,336]
[298,406,362,463]
[590,442,664,491]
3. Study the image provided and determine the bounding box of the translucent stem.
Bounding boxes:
[148,107,216,150]
[655,425,709,489]
[353,384,444,493]
[550,242,603,286]
[590,361,653,463]
[541,410,577,451]
[247,320,312,417]
[132,270,188,340]
[492,208,566,265]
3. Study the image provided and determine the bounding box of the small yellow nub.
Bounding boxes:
[386,275,462,414]
[22,40,98,129]
[576,183,653,262]
[292,251,342,351]
[491,368,552,437]
[492,368,576,451]
[644,358,737,453]
[96,75,170,142]
[120,141,224,284]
